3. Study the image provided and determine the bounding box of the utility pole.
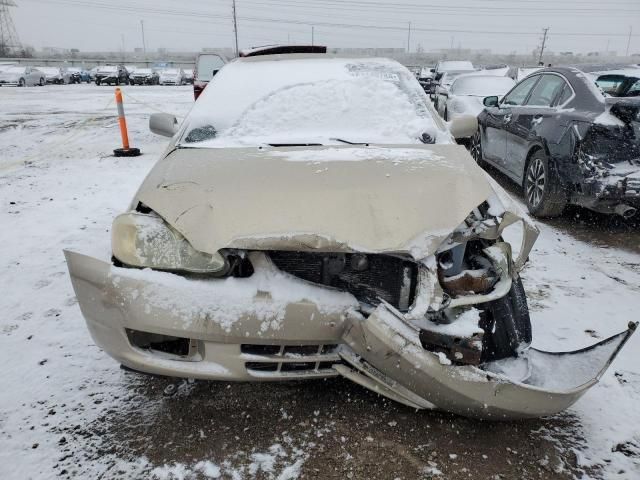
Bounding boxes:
[140,20,146,54]
[232,0,239,57]
[407,22,411,53]
[626,26,633,57]
[538,27,549,65]
[311,25,314,46]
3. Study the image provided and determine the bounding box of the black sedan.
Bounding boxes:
[471,67,640,218]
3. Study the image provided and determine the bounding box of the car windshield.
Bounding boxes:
[99,66,117,72]
[180,57,445,147]
[5,66,25,73]
[136,68,152,74]
[450,76,515,96]
[163,69,179,74]
[40,67,59,74]
[441,71,468,86]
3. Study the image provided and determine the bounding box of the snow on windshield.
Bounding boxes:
[99,66,117,72]
[451,76,515,96]
[5,66,25,73]
[180,57,447,147]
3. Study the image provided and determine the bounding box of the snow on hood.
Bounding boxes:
[133,144,517,261]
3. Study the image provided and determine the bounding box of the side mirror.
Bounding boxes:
[449,115,478,140]
[483,96,499,107]
[149,113,178,137]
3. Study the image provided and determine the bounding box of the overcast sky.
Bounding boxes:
[10,0,640,55]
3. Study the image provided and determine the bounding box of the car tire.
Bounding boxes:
[39,77,45,86]
[18,78,25,87]
[470,130,486,167]
[96,79,101,86]
[481,275,532,362]
[523,150,567,218]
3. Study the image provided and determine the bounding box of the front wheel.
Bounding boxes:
[524,151,567,217]
[39,77,45,86]
[18,78,25,87]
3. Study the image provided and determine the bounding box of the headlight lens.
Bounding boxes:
[111,212,227,273]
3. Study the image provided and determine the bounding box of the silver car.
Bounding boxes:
[66,54,636,420]
[0,65,45,87]
[36,66,72,85]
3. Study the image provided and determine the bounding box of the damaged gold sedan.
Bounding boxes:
[65,53,636,419]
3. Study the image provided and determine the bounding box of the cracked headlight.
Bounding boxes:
[111,212,227,273]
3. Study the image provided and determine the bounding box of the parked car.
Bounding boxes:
[433,71,472,111]
[94,65,129,85]
[64,53,635,420]
[430,61,475,99]
[159,68,186,85]
[68,68,91,84]
[472,67,640,218]
[183,68,194,84]
[194,52,226,99]
[37,66,71,84]
[437,74,515,121]
[130,68,159,85]
[0,65,45,87]
[88,66,100,81]
[591,70,640,97]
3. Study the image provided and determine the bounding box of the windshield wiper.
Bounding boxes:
[331,138,370,145]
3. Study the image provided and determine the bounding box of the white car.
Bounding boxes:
[37,66,71,85]
[437,75,516,122]
[433,71,472,111]
[159,68,186,85]
[0,66,45,87]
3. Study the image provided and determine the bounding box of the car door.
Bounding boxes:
[26,67,37,85]
[503,74,568,179]
[482,75,540,167]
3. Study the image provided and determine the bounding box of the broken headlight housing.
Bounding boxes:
[111,212,228,274]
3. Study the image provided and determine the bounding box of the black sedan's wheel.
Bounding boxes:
[524,150,567,217]
[470,130,485,167]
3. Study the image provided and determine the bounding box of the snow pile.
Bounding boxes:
[151,442,309,480]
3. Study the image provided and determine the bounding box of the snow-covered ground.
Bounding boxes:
[1,85,639,479]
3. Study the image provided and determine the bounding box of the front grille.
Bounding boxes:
[268,251,417,311]
[242,343,341,375]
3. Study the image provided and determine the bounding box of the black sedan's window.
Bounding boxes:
[526,75,566,107]
[502,75,539,106]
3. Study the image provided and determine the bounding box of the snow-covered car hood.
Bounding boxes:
[132,144,531,261]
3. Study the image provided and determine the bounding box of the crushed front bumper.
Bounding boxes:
[339,306,636,419]
[66,249,635,419]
